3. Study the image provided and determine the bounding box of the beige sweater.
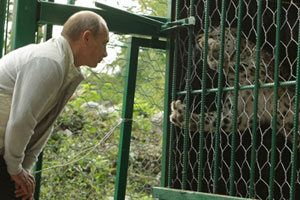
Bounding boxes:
[0,36,84,174]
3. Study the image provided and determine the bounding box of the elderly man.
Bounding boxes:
[0,10,109,199]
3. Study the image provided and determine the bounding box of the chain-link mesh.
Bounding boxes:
[169,0,300,199]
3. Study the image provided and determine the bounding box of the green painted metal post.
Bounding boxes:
[161,34,172,188]
[0,0,7,58]
[182,0,195,190]
[269,1,281,199]
[213,0,227,194]
[197,0,210,192]
[249,0,263,197]
[33,151,43,200]
[166,0,180,188]
[11,0,38,50]
[160,0,175,189]
[114,37,139,200]
[289,9,300,200]
[229,0,243,196]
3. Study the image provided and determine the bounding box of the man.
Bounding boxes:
[0,10,109,199]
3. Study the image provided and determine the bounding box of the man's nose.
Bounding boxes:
[103,48,108,58]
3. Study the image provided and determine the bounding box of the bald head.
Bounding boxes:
[61,11,108,42]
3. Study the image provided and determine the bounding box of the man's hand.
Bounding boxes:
[15,183,34,200]
[10,169,35,199]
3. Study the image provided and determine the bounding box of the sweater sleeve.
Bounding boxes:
[22,126,53,171]
[4,58,63,175]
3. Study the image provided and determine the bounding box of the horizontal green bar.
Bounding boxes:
[38,1,167,37]
[95,1,164,27]
[152,187,256,200]
[132,38,166,50]
[177,81,296,96]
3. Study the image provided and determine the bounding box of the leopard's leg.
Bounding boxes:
[275,89,298,147]
[203,97,234,133]
[169,100,185,128]
[170,99,236,133]
[170,100,200,131]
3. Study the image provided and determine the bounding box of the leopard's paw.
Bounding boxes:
[170,100,200,132]
[170,100,186,128]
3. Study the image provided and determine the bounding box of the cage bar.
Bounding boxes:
[289,9,300,200]
[167,0,181,188]
[229,0,243,196]
[269,0,282,199]
[197,0,210,192]
[249,0,263,197]
[182,0,195,190]
[213,0,227,194]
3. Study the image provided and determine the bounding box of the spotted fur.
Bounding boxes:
[170,27,297,144]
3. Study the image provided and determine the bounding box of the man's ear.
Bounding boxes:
[81,30,92,44]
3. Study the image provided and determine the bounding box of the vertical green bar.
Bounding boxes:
[161,0,173,188]
[249,0,263,197]
[269,0,281,199]
[289,9,300,200]
[182,0,195,190]
[197,0,210,192]
[0,0,7,58]
[162,37,172,188]
[11,0,38,50]
[229,0,243,195]
[167,0,180,188]
[114,37,139,200]
[33,151,43,200]
[213,0,227,194]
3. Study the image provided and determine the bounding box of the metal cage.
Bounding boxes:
[154,0,300,200]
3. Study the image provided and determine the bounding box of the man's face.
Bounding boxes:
[85,28,109,68]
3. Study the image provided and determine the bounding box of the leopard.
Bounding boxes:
[170,27,297,144]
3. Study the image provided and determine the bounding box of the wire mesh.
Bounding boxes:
[169,0,300,199]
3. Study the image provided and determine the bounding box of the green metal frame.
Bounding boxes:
[11,0,38,49]
[114,37,166,200]
[158,0,300,200]
[38,1,167,37]
[152,187,255,200]
[11,0,169,49]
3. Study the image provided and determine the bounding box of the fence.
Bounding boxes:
[153,0,300,200]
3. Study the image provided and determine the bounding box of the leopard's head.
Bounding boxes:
[196,27,237,72]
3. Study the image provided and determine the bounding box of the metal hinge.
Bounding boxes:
[161,16,195,32]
